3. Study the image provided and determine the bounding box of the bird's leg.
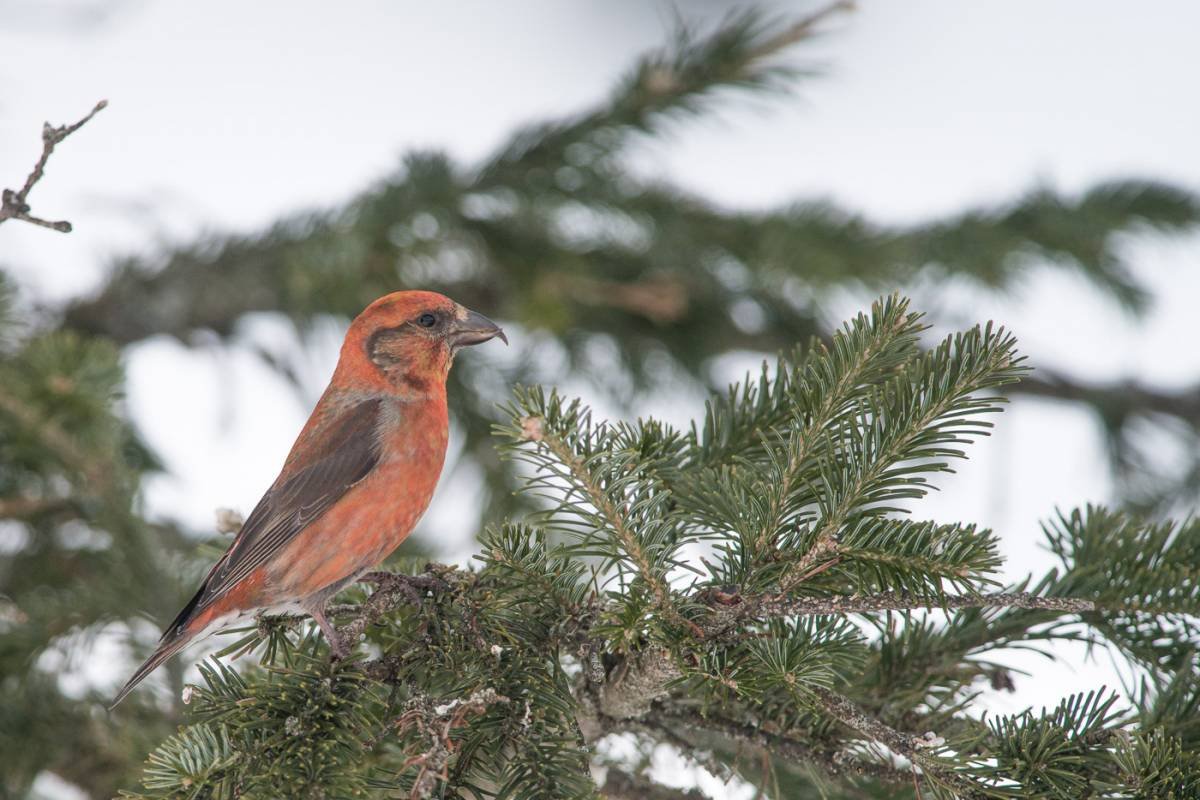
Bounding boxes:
[310,606,349,659]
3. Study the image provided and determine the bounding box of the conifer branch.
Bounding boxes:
[0,100,106,233]
[389,688,510,800]
[519,412,700,636]
[481,2,851,179]
[749,299,922,556]
[1020,371,1200,425]
[804,684,982,796]
[585,646,682,726]
[749,1,856,61]
[0,494,70,520]
[689,295,923,471]
[653,712,922,786]
[334,572,1108,731]
[331,567,450,655]
[779,326,1020,592]
[0,384,114,489]
[542,428,665,600]
[745,590,1097,618]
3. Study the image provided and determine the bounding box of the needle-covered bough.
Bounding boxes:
[124,296,1200,799]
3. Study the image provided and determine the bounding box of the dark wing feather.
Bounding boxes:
[163,397,384,639]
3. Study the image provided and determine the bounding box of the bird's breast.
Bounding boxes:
[270,397,449,599]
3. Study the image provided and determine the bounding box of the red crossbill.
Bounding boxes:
[111,291,505,707]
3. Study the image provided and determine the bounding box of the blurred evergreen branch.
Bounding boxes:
[0,279,197,796]
[54,9,1200,525]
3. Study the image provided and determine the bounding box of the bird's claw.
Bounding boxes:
[328,636,350,661]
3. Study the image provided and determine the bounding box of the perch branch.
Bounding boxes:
[654,711,922,786]
[311,568,1101,795]
[805,685,981,796]
[331,567,449,655]
[726,590,1097,620]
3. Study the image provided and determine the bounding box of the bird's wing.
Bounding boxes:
[163,397,385,639]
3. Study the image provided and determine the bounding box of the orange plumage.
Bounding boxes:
[111,291,505,707]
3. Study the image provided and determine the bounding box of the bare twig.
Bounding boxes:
[704,582,1094,642]
[748,590,1097,619]
[0,100,107,233]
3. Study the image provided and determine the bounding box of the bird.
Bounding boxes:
[110,290,506,708]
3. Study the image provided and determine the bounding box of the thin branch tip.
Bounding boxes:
[1,98,108,233]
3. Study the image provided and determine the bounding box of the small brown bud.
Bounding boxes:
[520,416,544,442]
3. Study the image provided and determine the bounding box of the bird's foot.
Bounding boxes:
[310,606,350,659]
[312,570,449,661]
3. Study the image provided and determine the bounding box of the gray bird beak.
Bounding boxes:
[449,309,508,349]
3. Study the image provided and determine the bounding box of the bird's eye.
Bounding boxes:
[417,312,438,328]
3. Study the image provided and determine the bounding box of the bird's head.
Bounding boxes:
[339,290,506,396]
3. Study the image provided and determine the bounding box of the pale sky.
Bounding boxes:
[3,2,1199,797]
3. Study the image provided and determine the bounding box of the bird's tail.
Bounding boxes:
[109,632,193,710]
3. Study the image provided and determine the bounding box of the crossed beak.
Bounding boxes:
[449,309,508,349]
